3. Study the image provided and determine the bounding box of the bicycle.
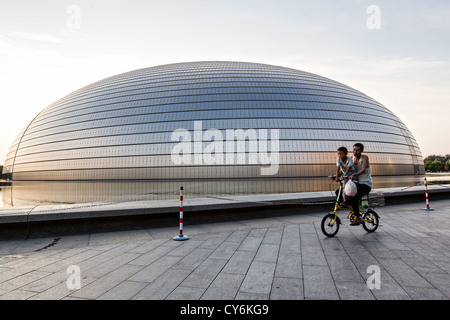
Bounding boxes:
[321,176,380,237]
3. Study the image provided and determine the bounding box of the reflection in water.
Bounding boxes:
[2,175,445,207]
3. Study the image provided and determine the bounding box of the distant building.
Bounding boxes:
[2,61,424,206]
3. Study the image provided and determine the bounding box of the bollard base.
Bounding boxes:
[173,234,190,241]
[422,208,434,211]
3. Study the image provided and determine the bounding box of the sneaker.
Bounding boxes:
[350,217,363,226]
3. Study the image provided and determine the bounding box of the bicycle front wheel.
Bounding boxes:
[321,213,340,237]
[362,209,379,233]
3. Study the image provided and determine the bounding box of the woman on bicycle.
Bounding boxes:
[348,143,373,226]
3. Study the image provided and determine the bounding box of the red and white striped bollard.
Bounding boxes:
[174,186,190,240]
[422,178,434,211]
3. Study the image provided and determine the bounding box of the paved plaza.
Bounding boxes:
[0,198,449,300]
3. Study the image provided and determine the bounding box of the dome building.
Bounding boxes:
[2,61,424,206]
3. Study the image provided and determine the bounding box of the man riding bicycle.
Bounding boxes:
[348,143,373,226]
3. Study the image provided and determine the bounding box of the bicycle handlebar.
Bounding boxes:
[328,175,345,186]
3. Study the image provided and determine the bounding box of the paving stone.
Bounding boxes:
[166,285,205,300]
[37,248,104,273]
[254,244,279,263]
[128,244,177,266]
[238,234,264,252]
[247,228,268,238]
[303,264,339,300]
[344,247,380,272]
[83,252,141,278]
[279,225,300,254]
[239,261,276,295]
[319,237,348,256]
[180,258,228,289]
[261,227,283,245]
[198,232,231,250]
[274,251,302,279]
[420,272,450,298]
[20,269,68,293]
[402,286,448,300]
[97,280,148,300]
[370,280,412,300]
[209,241,240,261]
[378,258,434,288]
[301,245,328,267]
[69,264,143,299]
[0,289,37,300]
[270,276,303,300]
[0,270,52,296]
[132,268,192,300]
[235,292,269,300]
[166,240,203,257]
[225,230,251,243]
[325,254,362,283]
[300,230,320,247]
[172,248,214,271]
[335,281,376,300]
[129,255,182,283]
[128,239,168,254]
[0,198,449,301]
[201,273,245,300]
[28,275,98,300]
[88,230,152,246]
[222,250,256,275]
[299,223,317,234]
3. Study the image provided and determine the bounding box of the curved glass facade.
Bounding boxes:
[2,61,424,206]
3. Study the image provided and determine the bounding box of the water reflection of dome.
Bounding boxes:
[2,61,424,206]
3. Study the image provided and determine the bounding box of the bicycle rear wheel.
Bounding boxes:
[321,213,340,237]
[362,209,379,233]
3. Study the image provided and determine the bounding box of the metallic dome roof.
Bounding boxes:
[2,61,424,205]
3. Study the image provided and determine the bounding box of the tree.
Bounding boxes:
[424,154,450,172]
[427,160,444,172]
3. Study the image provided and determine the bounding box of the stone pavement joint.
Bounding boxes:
[0,198,449,300]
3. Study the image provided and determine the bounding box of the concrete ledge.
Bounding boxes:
[1,184,449,224]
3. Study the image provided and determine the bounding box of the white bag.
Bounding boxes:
[344,179,357,197]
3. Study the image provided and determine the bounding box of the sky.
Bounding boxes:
[0,0,449,164]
